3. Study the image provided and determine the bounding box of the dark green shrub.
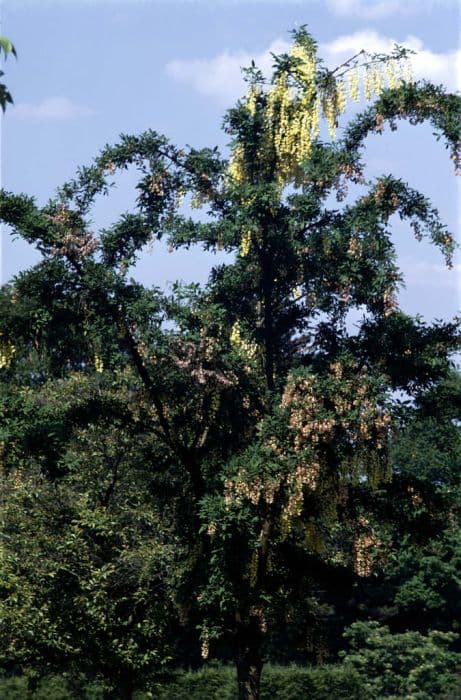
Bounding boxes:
[0,675,29,700]
[0,673,104,700]
[153,665,236,700]
[440,674,461,699]
[260,665,363,700]
[151,664,363,700]
[340,621,461,699]
[2,652,458,699]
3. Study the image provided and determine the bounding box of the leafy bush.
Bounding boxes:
[1,643,459,699]
[340,621,461,699]
[0,674,104,699]
[260,665,363,700]
[0,665,363,700]
[151,664,363,700]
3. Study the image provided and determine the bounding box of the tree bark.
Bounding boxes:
[235,618,263,700]
[103,673,135,700]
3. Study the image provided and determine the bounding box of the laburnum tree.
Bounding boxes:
[0,27,460,700]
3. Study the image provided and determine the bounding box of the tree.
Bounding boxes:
[355,371,461,639]
[0,27,460,699]
[0,368,180,697]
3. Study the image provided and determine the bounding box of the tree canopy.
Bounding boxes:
[0,27,460,700]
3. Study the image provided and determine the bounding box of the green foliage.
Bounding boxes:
[153,664,364,700]
[5,655,459,700]
[391,534,461,618]
[0,674,105,700]
[0,36,16,112]
[0,665,364,700]
[0,369,182,693]
[340,621,461,699]
[0,463,178,693]
[344,81,461,175]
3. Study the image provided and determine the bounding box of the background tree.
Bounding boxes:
[0,352,182,697]
[357,371,461,638]
[0,27,460,700]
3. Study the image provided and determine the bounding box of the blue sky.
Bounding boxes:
[1,0,459,322]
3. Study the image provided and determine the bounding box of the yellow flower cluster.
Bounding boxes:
[200,631,210,660]
[246,86,260,117]
[386,62,398,89]
[227,41,413,189]
[291,43,316,84]
[190,192,209,209]
[322,90,339,141]
[224,469,280,508]
[267,75,296,184]
[262,363,393,536]
[278,460,322,538]
[231,42,321,188]
[227,143,246,184]
[264,53,321,186]
[230,321,242,347]
[364,67,382,99]
[0,337,15,369]
[281,363,392,454]
[347,236,362,258]
[240,229,252,257]
[336,81,346,112]
[249,550,259,587]
[223,449,322,528]
[383,287,397,316]
[353,517,381,577]
[94,354,104,373]
[175,186,186,208]
[229,321,258,359]
[148,173,164,196]
[350,58,413,104]
[348,68,360,102]
[401,59,413,83]
[223,449,321,538]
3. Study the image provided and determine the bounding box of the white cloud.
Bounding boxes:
[10,97,97,121]
[165,39,290,106]
[166,30,460,105]
[322,30,460,91]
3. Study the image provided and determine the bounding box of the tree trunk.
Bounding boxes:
[235,619,263,700]
[103,672,135,700]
